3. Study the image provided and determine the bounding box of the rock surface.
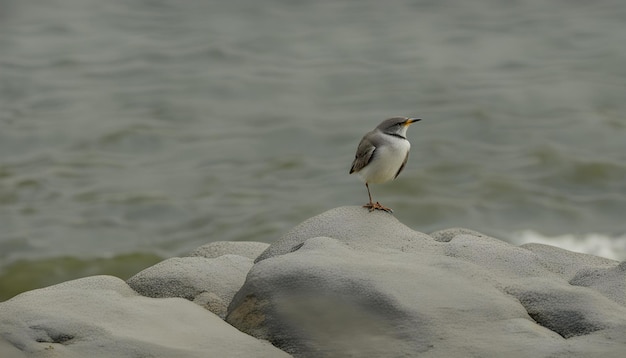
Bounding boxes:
[0,275,290,358]
[2,206,624,358]
[228,206,626,357]
[127,254,252,317]
[189,241,269,260]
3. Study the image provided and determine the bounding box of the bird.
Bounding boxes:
[349,116,422,213]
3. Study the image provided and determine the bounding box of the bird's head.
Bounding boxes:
[376,117,421,137]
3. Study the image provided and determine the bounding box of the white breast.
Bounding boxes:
[357,138,410,184]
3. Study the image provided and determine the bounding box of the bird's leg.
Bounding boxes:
[363,183,393,213]
[363,182,376,210]
[365,182,373,206]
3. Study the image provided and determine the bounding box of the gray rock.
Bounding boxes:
[430,227,488,242]
[569,261,626,306]
[441,229,554,279]
[3,206,624,358]
[227,206,626,358]
[189,241,270,260]
[127,255,252,318]
[521,242,617,279]
[255,206,434,263]
[193,291,229,318]
[0,275,290,358]
[505,277,626,339]
[0,336,27,358]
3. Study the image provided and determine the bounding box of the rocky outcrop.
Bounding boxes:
[227,207,625,357]
[0,275,289,357]
[127,254,253,318]
[1,207,624,357]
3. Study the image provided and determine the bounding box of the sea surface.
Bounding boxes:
[1,0,625,300]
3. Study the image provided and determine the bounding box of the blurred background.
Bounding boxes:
[1,0,625,301]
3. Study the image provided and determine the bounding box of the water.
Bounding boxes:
[1,0,625,300]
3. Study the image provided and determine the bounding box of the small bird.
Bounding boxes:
[349,117,422,213]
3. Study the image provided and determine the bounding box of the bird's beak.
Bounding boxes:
[405,118,422,126]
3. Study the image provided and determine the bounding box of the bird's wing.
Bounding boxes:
[349,136,376,174]
[394,151,409,179]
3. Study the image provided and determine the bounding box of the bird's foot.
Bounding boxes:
[363,201,393,214]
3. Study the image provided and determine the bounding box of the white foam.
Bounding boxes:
[512,230,626,261]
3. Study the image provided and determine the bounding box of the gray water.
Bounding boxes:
[1,0,626,297]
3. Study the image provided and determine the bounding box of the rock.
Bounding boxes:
[521,242,617,279]
[127,255,252,318]
[227,206,626,358]
[189,241,270,260]
[569,260,626,306]
[3,206,624,357]
[0,336,26,358]
[505,277,626,339]
[255,206,433,263]
[430,227,487,242]
[193,291,229,318]
[0,275,290,358]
